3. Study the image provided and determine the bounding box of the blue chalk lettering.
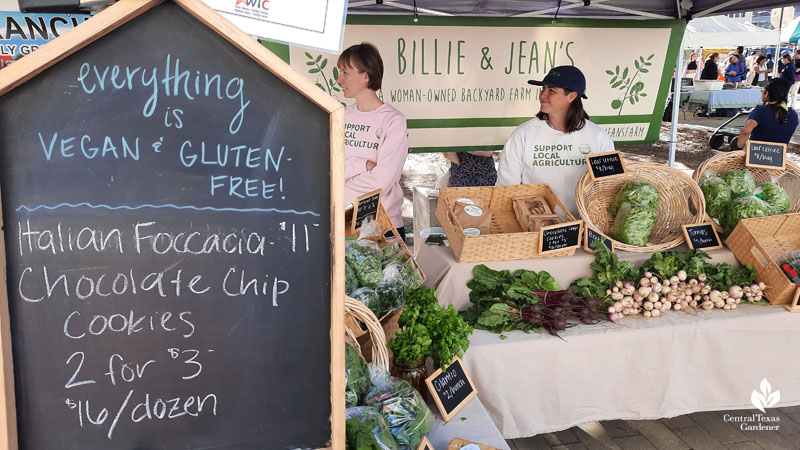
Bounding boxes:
[180,140,197,167]
[60,136,76,158]
[81,135,98,158]
[77,63,95,94]
[265,146,284,172]
[210,175,226,196]
[38,132,57,160]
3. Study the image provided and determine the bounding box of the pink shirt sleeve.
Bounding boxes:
[345,114,408,194]
[345,159,368,178]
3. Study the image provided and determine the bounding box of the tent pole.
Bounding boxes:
[668,33,685,168]
[775,7,785,78]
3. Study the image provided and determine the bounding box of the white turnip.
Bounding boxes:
[728,285,743,299]
[677,270,687,281]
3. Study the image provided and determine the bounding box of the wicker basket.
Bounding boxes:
[345,296,390,371]
[726,213,800,305]
[575,161,706,253]
[692,151,800,232]
[435,184,576,262]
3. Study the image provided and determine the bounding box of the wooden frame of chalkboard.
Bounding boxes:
[0,0,345,449]
[745,140,787,170]
[584,225,614,254]
[538,220,584,256]
[417,435,434,450]
[584,151,627,180]
[785,287,800,313]
[425,356,477,422]
[681,223,723,251]
[351,189,382,234]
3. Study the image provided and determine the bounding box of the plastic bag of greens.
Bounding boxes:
[346,344,372,407]
[610,201,658,246]
[756,182,791,215]
[380,238,407,268]
[373,265,406,318]
[346,406,400,450]
[346,261,359,295]
[352,287,380,312]
[608,181,661,216]
[699,173,731,225]
[722,169,756,197]
[365,367,434,450]
[346,240,383,288]
[723,195,772,234]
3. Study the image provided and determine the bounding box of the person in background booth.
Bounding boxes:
[683,52,699,79]
[735,78,798,149]
[337,42,409,240]
[724,54,744,84]
[780,53,796,108]
[496,66,614,218]
[700,53,720,80]
[753,55,769,87]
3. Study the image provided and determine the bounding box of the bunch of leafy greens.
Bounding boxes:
[345,407,399,450]
[608,181,661,215]
[757,182,791,215]
[639,249,756,290]
[722,169,756,197]
[387,287,472,370]
[461,265,562,333]
[346,243,383,288]
[346,344,372,407]
[723,195,771,234]
[699,176,731,224]
[365,375,434,449]
[570,240,638,301]
[610,201,658,246]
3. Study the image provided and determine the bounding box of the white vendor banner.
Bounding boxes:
[287,17,684,151]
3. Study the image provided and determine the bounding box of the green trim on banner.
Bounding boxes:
[347,15,680,29]
[648,21,687,142]
[409,139,651,152]
[260,40,290,63]
[406,115,656,128]
[410,145,504,153]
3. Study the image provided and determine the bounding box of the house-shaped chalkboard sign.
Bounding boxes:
[0,1,345,449]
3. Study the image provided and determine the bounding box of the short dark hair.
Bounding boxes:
[782,53,792,62]
[709,52,719,60]
[737,46,744,54]
[337,42,384,91]
[757,55,767,64]
[536,88,589,134]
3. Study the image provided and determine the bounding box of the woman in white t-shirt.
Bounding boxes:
[752,55,770,87]
[496,66,614,218]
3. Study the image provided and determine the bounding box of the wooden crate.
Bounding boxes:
[435,185,576,262]
[726,213,800,305]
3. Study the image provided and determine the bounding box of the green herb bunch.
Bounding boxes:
[387,287,472,370]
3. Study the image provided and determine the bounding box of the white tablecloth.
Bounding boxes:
[428,396,511,450]
[416,245,800,439]
[687,88,761,109]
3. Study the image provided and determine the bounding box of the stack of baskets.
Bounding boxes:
[345,296,390,371]
[692,151,800,233]
[575,161,706,252]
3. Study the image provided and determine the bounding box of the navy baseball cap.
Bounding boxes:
[528,66,588,99]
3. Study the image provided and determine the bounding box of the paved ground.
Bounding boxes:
[508,405,800,450]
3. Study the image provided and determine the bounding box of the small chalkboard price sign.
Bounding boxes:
[585,151,626,180]
[352,189,382,232]
[745,140,787,170]
[417,436,434,450]
[425,357,477,422]
[584,226,614,254]
[539,220,583,256]
[681,223,723,250]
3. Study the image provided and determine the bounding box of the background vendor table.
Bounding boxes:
[687,88,761,110]
[417,245,800,439]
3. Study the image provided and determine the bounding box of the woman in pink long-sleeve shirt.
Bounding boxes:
[337,43,409,239]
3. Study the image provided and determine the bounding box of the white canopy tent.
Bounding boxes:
[683,16,779,48]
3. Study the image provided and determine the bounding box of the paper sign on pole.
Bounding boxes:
[202,0,347,53]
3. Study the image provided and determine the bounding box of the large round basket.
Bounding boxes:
[576,161,706,253]
[692,151,800,232]
[345,296,390,372]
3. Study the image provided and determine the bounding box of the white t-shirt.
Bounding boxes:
[757,63,767,82]
[496,117,614,218]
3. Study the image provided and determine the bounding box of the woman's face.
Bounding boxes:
[539,85,576,115]
[691,53,697,61]
[729,55,738,64]
[713,55,719,62]
[336,60,370,98]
